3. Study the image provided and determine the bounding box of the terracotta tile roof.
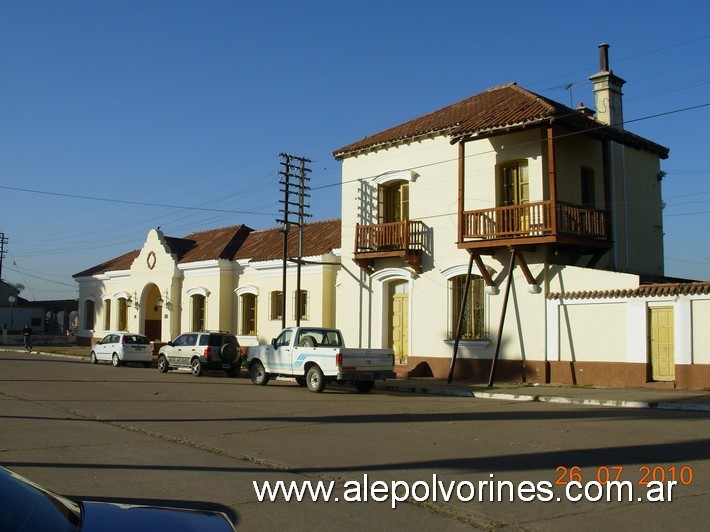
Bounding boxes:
[235,219,341,262]
[172,225,252,263]
[333,83,669,159]
[73,225,250,277]
[74,220,340,277]
[73,249,141,277]
[547,282,710,300]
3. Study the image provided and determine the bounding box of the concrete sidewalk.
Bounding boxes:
[376,378,710,412]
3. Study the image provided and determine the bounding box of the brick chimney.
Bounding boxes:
[588,43,626,129]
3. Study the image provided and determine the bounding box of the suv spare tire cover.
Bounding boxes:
[220,343,238,363]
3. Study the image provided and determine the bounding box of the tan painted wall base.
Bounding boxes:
[403,356,710,390]
[675,365,710,390]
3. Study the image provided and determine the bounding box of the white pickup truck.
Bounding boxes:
[247,327,396,393]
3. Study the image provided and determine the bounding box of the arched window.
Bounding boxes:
[240,293,257,335]
[103,299,111,330]
[449,274,486,340]
[192,294,205,331]
[117,298,128,331]
[378,181,409,223]
[270,291,283,321]
[83,300,95,330]
[293,290,308,321]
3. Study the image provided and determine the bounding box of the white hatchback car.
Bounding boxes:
[90,332,153,367]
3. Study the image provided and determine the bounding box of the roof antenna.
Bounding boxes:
[564,83,574,107]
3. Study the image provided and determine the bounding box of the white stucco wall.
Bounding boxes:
[691,298,710,364]
[236,256,339,347]
[338,135,462,350]
[557,302,628,362]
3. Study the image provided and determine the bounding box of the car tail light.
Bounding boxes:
[335,352,342,367]
[121,336,126,345]
[203,347,212,357]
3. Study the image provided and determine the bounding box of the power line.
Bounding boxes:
[4,98,705,235]
[0,185,276,216]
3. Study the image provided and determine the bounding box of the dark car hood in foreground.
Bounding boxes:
[0,465,235,532]
[80,501,235,532]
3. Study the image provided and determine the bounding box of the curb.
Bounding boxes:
[377,383,710,413]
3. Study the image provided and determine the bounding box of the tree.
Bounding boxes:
[8,283,24,294]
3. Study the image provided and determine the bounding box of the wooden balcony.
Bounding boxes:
[460,200,611,251]
[354,220,424,273]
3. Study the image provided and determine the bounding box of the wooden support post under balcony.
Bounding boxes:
[510,248,537,286]
[471,253,495,287]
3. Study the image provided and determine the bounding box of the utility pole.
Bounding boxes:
[0,233,7,285]
[277,153,312,328]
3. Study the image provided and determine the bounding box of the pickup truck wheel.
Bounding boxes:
[354,380,375,393]
[157,355,169,373]
[250,361,270,385]
[295,376,306,387]
[306,366,326,393]
[191,358,203,377]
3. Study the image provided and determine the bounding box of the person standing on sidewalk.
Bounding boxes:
[22,323,32,352]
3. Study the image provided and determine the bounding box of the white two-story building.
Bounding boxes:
[332,44,710,389]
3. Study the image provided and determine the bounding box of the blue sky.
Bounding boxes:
[2,0,710,300]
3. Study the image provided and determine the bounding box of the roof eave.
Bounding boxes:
[334,127,456,160]
[451,117,553,144]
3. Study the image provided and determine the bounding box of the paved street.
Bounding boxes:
[1,351,708,530]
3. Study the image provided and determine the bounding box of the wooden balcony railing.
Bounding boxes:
[355,220,425,254]
[462,200,608,241]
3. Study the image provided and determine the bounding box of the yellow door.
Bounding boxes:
[649,307,674,381]
[390,282,409,365]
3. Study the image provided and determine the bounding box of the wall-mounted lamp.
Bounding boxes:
[154,290,171,312]
[126,296,133,308]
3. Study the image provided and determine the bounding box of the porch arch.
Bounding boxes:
[140,283,163,340]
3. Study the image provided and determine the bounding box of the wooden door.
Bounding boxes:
[649,306,674,381]
[389,282,409,365]
[501,161,529,233]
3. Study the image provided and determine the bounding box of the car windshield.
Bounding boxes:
[0,467,81,532]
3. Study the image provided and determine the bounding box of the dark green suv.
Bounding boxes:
[157,331,243,377]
